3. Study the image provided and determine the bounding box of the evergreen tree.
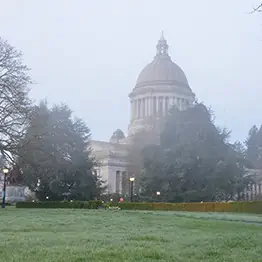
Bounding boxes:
[18,101,104,200]
[140,103,250,202]
[246,125,262,169]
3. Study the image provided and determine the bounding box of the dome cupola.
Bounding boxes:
[135,32,190,90]
[110,129,125,143]
[128,32,195,137]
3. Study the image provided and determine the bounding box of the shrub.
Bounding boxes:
[83,200,103,209]
[16,200,103,209]
[0,202,12,207]
[117,201,262,214]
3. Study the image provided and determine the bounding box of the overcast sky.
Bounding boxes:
[1,0,262,143]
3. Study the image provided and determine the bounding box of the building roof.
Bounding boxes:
[135,33,190,90]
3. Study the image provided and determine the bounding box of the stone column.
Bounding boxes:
[164,96,167,115]
[148,97,152,116]
[165,97,169,115]
[158,97,162,116]
[153,97,157,116]
[141,99,143,118]
[119,172,123,194]
[160,96,165,116]
[141,98,143,118]
[177,98,181,110]
[162,96,166,116]
[255,184,259,200]
[143,97,145,117]
[140,99,142,118]
[138,99,141,118]
[115,171,120,194]
[121,171,128,195]
[257,184,260,200]
[143,98,145,117]
[145,97,148,117]
[171,96,175,108]
[130,100,133,121]
[147,97,150,117]
[146,97,149,117]
[108,167,116,193]
[171,96,174,109]
[134,100,136,118]
[135,100,138,119]
[156,96,159,115]
[249,184,252,200]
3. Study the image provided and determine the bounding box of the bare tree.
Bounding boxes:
[0,38,32,162]
[252,2,262,13]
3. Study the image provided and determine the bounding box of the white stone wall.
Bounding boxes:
[91,139,131,194]
[95,162,129,194]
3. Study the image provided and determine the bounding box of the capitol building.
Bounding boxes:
[91,34,195,194]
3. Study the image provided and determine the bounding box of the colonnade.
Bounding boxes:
[131,95,190,119]
[241,183,262,201]
[115,171,132,195]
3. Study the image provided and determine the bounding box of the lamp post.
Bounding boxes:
[156,191,161,202]
[129,177,135,202]
[2,168,9,208]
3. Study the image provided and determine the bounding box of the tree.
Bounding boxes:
[246,125,262,169]
[126,128,158,194]
[0,154,6,168]
[18,101,104,201]
[7,165,24,185]
[0,38,32,162]
[140,103,250,202]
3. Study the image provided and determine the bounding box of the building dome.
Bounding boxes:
[110,129,125,143]
[135,33,189,89]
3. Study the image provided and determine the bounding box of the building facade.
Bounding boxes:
[91,34,195,194]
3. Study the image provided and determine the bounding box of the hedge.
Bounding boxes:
[117,201,262,214]
[16,200,103,209]
[15,200,262,214]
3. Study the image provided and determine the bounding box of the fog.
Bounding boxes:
[1,0,261,142]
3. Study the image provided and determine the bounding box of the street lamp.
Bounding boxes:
[2,168,9,208]
[156,191,161,202]
[129,177,135,202]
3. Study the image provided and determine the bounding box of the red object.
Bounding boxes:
[119,198,124,202]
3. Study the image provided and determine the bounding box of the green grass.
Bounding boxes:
[0,209,262,261]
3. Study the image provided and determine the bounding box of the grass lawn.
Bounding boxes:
[0,209,262,262]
